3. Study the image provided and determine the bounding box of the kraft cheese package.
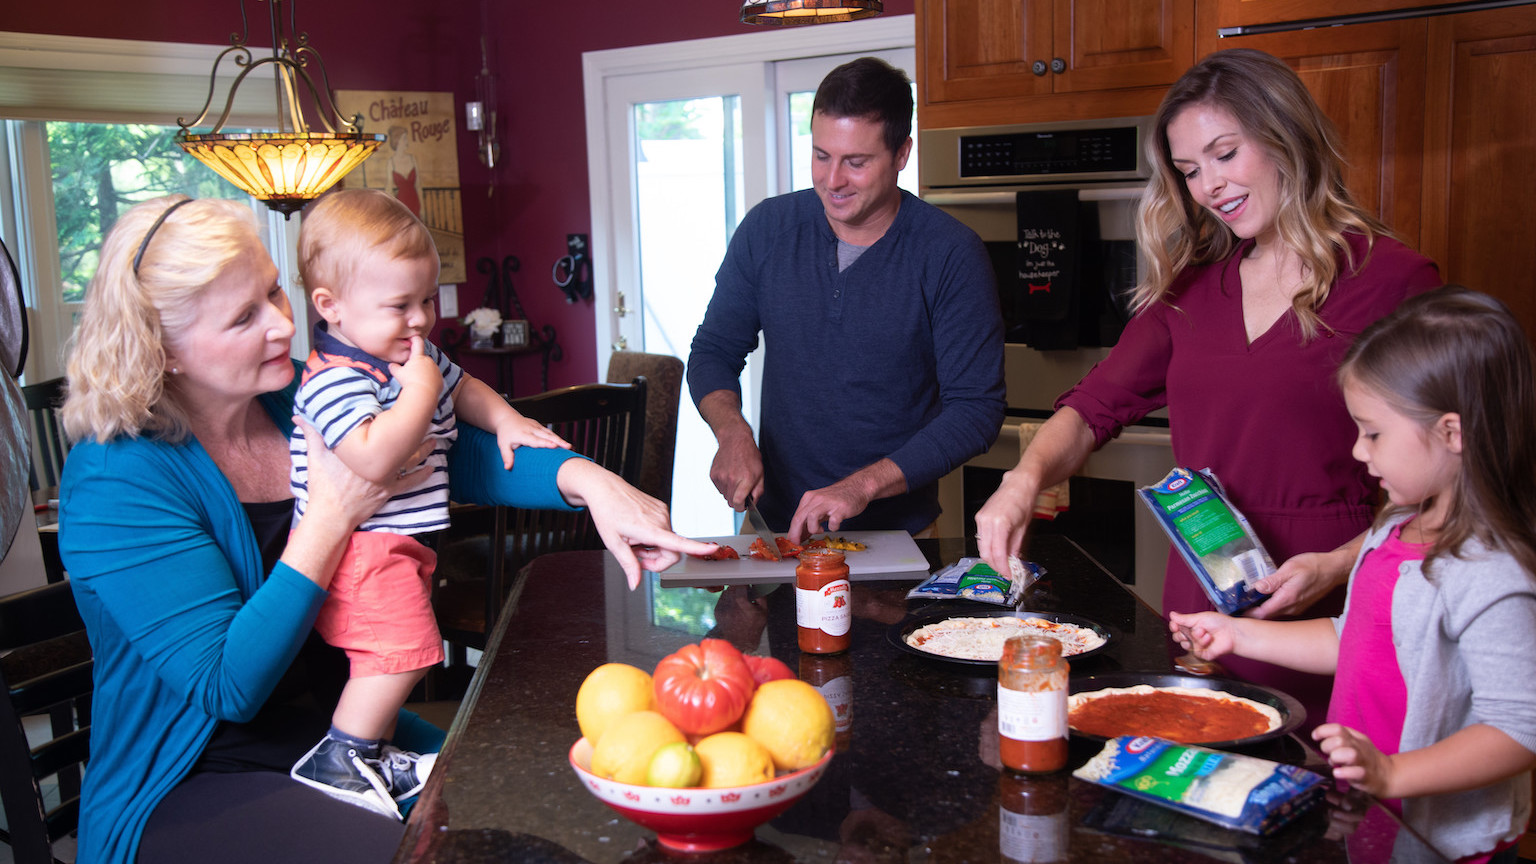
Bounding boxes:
[1138,468,1275,615]
[1074,736,1326,835]
[907,557,1042,606]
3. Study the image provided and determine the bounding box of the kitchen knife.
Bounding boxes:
[743,494,780,561]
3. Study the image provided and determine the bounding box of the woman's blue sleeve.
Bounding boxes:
[447,423,587,510]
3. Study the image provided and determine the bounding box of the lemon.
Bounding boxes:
[591,710,685,785]
[740,679,835,771]
[576,663,654,744]
[646,741,703,787]
[693,731,775,788]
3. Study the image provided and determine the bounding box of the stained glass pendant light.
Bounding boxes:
[740,0,883,25]
[176,0,383,217]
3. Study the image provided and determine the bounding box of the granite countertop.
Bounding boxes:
[395,536,1447,864]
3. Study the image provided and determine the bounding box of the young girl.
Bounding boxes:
[1171,286,1536,863]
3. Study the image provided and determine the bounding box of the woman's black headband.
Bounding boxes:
[132,198,195,277]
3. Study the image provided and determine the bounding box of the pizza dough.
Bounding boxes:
[1068,684,1281,743]
[904,616,1106,661]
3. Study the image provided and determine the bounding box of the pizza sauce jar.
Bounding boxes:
[997,772,1069,864]
[997,634,1069,773]
[795,549,851,653]
[800,652,853,751]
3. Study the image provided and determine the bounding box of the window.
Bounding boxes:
[46,121,250,304]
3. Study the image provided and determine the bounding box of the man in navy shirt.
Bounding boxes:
[687,57,1004,540]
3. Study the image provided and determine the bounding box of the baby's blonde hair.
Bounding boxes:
[298,188,437,299]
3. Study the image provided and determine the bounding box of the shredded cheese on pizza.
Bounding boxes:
[904,616,1106,660]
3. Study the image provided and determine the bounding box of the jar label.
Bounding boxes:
[997,685,1067,741]
[796,579,851,636]
[814,676,853,731]
[999,809,1068,863]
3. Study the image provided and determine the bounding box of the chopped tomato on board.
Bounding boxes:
[689,544,740,561]
[748,536,803,560]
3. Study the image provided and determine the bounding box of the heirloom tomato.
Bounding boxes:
[653,639,757,735]
[743,654,795,686]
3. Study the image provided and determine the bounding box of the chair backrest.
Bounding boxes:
[505,378,648,565]
[0,581,92,864]
[21,378,69,493]
[605,351,683,506]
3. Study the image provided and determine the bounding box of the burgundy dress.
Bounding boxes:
[1057,233,1439,721]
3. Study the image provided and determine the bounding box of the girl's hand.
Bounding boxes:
[557,459,716,589]
[975,470,1039,578]
[494,414,571,469]
[1313,723,1395,797]
[1167,610,1238,659]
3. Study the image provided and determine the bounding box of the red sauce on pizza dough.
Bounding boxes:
[1068,691,1271,743]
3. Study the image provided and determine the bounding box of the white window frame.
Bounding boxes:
[581,15,915,378]
[0,31,303,382]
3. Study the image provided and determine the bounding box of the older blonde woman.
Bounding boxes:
[974,49,1439,723]
[58,196,711,864]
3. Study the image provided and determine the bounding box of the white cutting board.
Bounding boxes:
[657,530,930,587]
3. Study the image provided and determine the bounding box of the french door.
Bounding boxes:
[585,21,915,536]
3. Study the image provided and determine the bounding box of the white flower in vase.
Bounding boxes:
[463,307,503,346]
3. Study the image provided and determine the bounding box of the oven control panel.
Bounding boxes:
[960,125,1140,179]
[920,116,1153,189]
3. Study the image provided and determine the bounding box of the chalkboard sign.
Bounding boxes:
[1017,189,1082,349]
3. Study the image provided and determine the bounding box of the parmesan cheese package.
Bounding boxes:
[1074,736,1325,835]
[1137,468,1275,615]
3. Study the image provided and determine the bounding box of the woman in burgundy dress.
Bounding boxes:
[975,48,1439,720]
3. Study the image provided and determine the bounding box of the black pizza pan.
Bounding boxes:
[1068,671,1306,750]
[886,605,1116,668]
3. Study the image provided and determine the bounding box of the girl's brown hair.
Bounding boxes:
[1132,48,1392,339]
[1339,285,1536,582]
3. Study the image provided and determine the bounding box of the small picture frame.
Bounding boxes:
[501,319,530,348]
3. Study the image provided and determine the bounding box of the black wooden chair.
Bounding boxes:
[22,377,69,495]
[0,581,92,864]
[434,378,648,667]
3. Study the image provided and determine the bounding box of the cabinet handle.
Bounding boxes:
[1050,57,1066,74]
[1031,60,1047,77]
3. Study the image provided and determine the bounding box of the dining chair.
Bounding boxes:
[0,581,92,864]
[433,378,648,681]
[22,377,69,495]
[604,351,683,507]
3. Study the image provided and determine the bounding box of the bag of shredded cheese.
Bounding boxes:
[1138,468,1275,615]
[1074,736,1325,835]
[906,557,1041,606]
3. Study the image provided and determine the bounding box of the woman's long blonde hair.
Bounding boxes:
[61,196,264,444]
[1131,48,1392,339]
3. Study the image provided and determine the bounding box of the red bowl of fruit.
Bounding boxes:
[568,737,833,852]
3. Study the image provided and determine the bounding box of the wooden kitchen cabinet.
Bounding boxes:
[1212,0,1452,31]
[918,0,1195,127]
[1419,8,1536,336]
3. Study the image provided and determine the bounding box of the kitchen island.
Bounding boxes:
[395,536,1448,864]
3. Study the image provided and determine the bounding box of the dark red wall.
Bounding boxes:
[9,0,914,393]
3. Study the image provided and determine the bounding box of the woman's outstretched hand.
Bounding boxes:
[975,470,1039,577]
[557,459,716,589]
